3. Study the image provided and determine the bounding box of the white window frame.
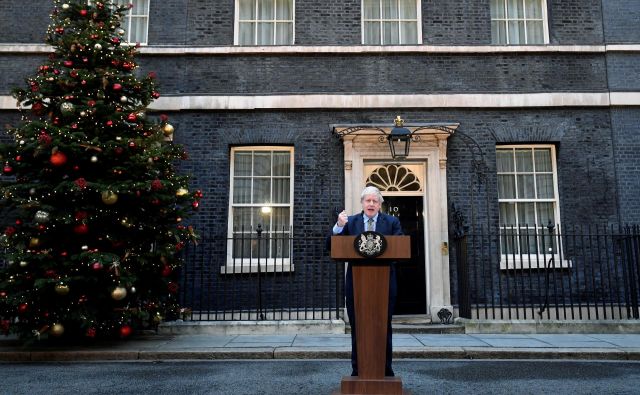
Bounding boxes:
[87,0,150,45]
[234,0,296,45]
[490,0,549,45]
[361,0,423,45]
[497,144,570,269]
[224,146,294,274]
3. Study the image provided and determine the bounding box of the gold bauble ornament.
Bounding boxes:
[162,123,174,136]
[50,323,65,337]
[29,237,40,248]
[176,188,189,197]
[55,283,70,296]
[101,190,118,205]
[111,286,127,301]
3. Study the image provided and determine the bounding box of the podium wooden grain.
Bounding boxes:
[331,235,411,395]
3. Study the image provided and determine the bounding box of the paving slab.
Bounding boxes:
[414,334,491,347]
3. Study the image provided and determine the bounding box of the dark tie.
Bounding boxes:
[367,218,374,231]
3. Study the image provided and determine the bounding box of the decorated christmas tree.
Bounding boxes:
[0,0,200,341]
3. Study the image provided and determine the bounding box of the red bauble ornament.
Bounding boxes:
[112,37,121,44]
[80,9,88,16]
[106,120,113,126]
[161,265,172,277]
[0,290,7,298]
[112,83,122,91]
[119,325,132,338]
[74,223,89,235]
[151,179,163,191]
[192,201,199,209]
[63,60,73,67]
[2,164,13,175]
[18,303,29,314]
[85,327,96,338]
[127,113,137,121]
[123,62,133,70]
[128,141,136,148]
[91,261,103,271]
[50,151,67,166]
[152,91,160,99]
[168,282,179,294]
[114,147,124,155]
[31,102,45,115]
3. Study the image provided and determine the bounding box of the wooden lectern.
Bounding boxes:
[331,235,411,395]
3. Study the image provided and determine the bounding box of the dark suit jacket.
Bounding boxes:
[334,211,403,238]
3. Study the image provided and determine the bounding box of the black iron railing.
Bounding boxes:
[177,230,343,321]
[453,224,640,320]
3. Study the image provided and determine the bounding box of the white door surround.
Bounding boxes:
[333,123,458,322]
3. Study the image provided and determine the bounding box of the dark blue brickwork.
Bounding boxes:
[422,0,492,44]
[0,1,51,43]
[610,108,640,224]
[548,0,604,44]
[602,1,640,43]
[606,53,640,92]
[1,0,639,317]
[136,53,607,95]
[295,0,361,45]
[0,55,47,95]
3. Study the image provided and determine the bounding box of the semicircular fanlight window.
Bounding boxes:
[365,164,422,192]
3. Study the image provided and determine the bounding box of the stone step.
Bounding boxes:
[345,324,464,334]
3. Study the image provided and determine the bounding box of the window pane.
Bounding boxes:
[515,148,533,172]
[276,0,292,19]
[508,20,525,44]
[400,22,418,44]
[233,207,252,231]
[382,0,398,19]
[257,0,274,19]
[519,227,538,254]
[239,22,255,44]
[364,22,381,44]
[500,202,516,226]
[272,152,290,176]
[491,0,505,19]
[536,202,555,227]
[257,22,274,44]
[272,179,290,203]
[254,152,271,177]
[498,175,516,199]
[275,22,293,44]
[525,0,543,18]
[271,234,290,259]
[239,0,256,19]
[496,149,514,172]
[253,178,271,203]
[534,148,552,171]
[517,202,536,226]
[255,207,270,230]
[130,17,147,44]
[495,20,507,44]
[383,21,399,44]
[364,0,380,19]
[272,207,290,230]
[399,0,417,18]
[507,0,524,18]
[233,178,251,204]
[536,174,554,198]
[132,0,149,14]
[232,235,252,260]
[234,152,252,176]
[526,20,544,43]
[501,228,517,255]
[517,174,535,198]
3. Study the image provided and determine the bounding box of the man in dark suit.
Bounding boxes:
[331,186,403,377]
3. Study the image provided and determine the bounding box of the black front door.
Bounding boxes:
[382,196,426,315]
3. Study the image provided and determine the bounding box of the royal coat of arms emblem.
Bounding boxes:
[354,231,387,258]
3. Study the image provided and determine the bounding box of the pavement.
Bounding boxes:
[2,332,640,362]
